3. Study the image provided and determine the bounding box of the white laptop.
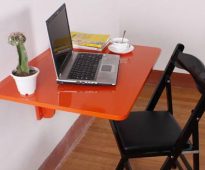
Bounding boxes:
[46,3,120,85]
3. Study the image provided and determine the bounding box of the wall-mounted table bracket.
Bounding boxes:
[35,107,55,120]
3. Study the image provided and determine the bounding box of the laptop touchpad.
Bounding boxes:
[101,65,113,72]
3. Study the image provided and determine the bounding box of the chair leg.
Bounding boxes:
[193,153,199,170]
[125,160,132,170]
[116,158,125,170]
[172,122,200,170]
[116,158,132,170]
[192,122,199,170]
[175,159,183,170]
[180,154,192,170]
[160,156,174,170]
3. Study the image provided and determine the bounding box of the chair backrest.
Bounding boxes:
[177,52,205,95]
[146,44,185,112]
[173,46,205,156]
[146,43,205,157]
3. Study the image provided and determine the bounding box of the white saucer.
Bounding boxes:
[108,44,134,54]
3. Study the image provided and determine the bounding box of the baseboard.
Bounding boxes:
[147,70,195,88]
[38,115,95,170]
[38,70,194,170]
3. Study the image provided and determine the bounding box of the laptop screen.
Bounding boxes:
[46,4,73,76]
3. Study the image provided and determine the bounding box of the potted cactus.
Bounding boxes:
[8,32,39,95]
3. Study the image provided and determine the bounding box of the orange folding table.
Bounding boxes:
[0,45,160,120]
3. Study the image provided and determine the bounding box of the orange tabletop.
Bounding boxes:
[0,45,160,120]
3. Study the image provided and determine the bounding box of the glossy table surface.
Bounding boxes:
[0,45,160,120]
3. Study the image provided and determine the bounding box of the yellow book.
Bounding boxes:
[71,32,110,51]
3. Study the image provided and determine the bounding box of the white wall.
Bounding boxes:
[118,0,205,71]
[0,0,119,170]
[1,0,205,169]
[0,101,78,170]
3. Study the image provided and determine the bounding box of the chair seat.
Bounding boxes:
[112,111,187,156]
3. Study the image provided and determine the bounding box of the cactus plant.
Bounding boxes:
[8,32,30,76]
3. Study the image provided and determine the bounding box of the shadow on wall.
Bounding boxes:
[0,7,36,80]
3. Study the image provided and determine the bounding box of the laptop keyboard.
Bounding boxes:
[68,53,103,80]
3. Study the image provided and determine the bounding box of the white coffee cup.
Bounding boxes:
[111,37,130,52]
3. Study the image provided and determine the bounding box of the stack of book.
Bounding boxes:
[71,32,110,51]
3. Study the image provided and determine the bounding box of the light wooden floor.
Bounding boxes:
[58,84,205,170]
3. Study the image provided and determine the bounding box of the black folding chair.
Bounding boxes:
[110,44,205,170]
